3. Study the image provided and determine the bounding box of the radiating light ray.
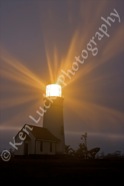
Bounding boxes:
[44,38,64,84]
[0,125,20,131]
[56,1,124,88]
[79,0,109,34]
[57,31,81,73]
[66,130,124,139]
[53,47,60,79]
[0,49,45,91]
[0,97,44,129]
[0,110,29,129]
[0,94,39,109]
[89,132,124,140]
[0,0,123,138]
[65,131,124,154]
[65,98,124,130]
[38,0,114,88]
[101,25,124,62]
[64,24,124,87]
[45,49,55,83]
[0,83,42,94]
[0,48,47,123]
[44,31,82,85]
[42,15,124,134]
[62,31,79,68]
[0,67,43,92]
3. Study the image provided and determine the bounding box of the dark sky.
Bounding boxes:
[0,0,124,154]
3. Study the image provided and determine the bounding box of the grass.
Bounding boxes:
[0,155,124,184]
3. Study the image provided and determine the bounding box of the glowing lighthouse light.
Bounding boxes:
[46,84,62,97]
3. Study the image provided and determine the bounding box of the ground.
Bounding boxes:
[0,155,124,185]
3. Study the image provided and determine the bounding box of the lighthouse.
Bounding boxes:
[43,84,65,154]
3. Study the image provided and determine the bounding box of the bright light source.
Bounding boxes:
[46,84,62,97]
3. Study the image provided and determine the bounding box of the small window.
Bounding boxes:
[40,141,43,152]
[50,142,52,152]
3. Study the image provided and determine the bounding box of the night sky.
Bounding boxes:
[0,0,124,155]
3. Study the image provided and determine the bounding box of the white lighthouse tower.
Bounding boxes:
[43,84,65,154]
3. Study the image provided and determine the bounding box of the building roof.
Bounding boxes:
[16,124,59,142]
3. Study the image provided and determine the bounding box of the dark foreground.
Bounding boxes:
[0,156,124,185]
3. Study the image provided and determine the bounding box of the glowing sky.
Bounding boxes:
[0,0,124,154]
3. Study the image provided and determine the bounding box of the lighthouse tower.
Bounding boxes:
[43,84,65,154]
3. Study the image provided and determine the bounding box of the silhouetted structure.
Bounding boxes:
[43,96,65,154]
[13,84,65,156]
